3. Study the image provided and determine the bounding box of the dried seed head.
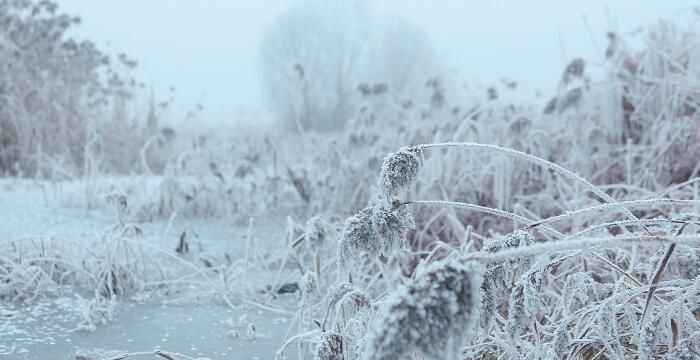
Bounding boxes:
[362,260,484,360]
[305,215,328,252]
[484,229,534,253]
[314,332,344,360]
[336,289,372,319]
[326,282,355,307]
[338,206,414,269]
[370,206,415,257]
[300,272,318,303]
[483,229,536,287]
[338,207,378,269]
[377,146,424,208]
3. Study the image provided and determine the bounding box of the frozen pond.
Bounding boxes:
[0,180,301,359]
[1,298,298,359]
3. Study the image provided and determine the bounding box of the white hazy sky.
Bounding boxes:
[58,0,698,124]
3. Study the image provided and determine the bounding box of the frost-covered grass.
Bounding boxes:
[3,8,700,360]
[273,142,700,359]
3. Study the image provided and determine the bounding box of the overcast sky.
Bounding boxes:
[58,0,699,124]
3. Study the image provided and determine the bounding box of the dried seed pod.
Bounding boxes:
[363,260,483,360]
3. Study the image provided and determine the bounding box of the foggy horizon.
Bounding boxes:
[58,0,698,124]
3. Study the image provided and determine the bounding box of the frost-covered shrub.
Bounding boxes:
[362,260,483,360]
[0,0,158,176]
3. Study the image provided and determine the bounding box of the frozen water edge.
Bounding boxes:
[0,179,301,359]
[1,298,297,360]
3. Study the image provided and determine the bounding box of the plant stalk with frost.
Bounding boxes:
[362,260,483,360]
[481,229,535,327]
[505,256,568,339]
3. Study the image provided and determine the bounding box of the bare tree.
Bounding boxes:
[260,0,371,132]
[260,0,441,132]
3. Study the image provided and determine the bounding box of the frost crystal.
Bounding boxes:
[377,146,424,207]
[362,260,483,360]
